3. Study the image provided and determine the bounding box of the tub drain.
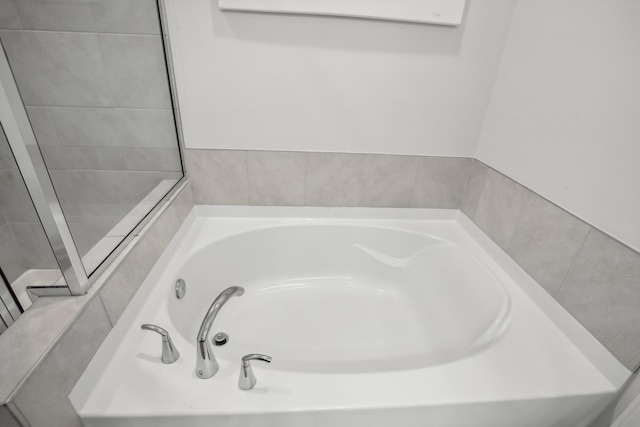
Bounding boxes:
[213,332,228,346]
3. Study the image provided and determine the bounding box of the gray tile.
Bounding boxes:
[248,151,306,206]
[506,194,591,295]
[25,107,61,146]
[49,170,178,205]
[68,222,114,257]
[59,201,135,225]
[29,223,58,269]
[92,0,161,35]
[117,109,178,149]
[59,146,128,171]
[124,147,182,172]
[0,169,39,223]
[0,1,21,30]
[0,404,21,427]
[472,169,531,249]
[460,159,489,218]
[305,152,365,207]
[0,31,111,107]
[0,224,27,283]
[10,222,43,269]
[14,0,95,32]
[48,107,121,148]
[359,154,418,208]
[0,128,14,170]
[99,239,156,325]
[39,146,68,170]
[99,35,172,109]
[13,296,111,427]
[187,149,249,205]
[555,230,640,370]
[48,107,178,149]
[172,182,195,224]
[411,157,470,209]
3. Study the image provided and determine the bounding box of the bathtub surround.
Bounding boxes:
[0,182,194,427]
[186,149,470,209]
[189,148,640,372]
[462,160,640,371]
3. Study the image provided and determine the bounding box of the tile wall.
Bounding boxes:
[0,182,194,427]
[0,0,182,256]
[186,149,471,209]
[189,148,640,371]
[462,160,640,371]
[0,124,58,285]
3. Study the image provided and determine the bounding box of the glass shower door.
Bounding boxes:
[0,0,184,279]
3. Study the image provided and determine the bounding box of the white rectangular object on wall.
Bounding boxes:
[218,0,467,25]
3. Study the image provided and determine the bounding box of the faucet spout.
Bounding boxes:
[195,286,244,379]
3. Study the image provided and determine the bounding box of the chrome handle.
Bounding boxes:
[141,324,180,364]
[238,353,272,390]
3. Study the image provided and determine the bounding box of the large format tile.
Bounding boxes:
[25,107,60,146]
[99,35,172,109]
[92,0,161,35]
[99,238,156,325]
[13,296,112,427]
[0,404,20,427]
[359,154,418,208]
[49,107,178,149]
[507,194,591,295]
[0,224,27,283]
[248,151,306,206]
[305,152,365,207]
[0,31,111,107]
[57,146,127,171]
[14,0,95,32]
[187,149,249,205]
[472,169,531,249]
[555,230,640,370]
[10,223,57,271]
[411,157,470,209]
[460,159,489,218]
[0,1,21,30]
[124,147,182,172]
[0,169,39,223]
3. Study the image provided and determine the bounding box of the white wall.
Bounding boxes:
[165,0,516,157]
[476,0,640,252]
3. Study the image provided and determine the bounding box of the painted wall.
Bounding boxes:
[475,0,640,252]
[165,0,516,157]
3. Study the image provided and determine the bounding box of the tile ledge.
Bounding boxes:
[0,180,191,405]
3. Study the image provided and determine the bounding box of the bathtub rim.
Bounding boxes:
[70,205,630,420]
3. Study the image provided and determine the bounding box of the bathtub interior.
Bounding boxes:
[169,225,511,372]
[70,207,630,427]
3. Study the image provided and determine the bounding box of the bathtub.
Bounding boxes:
[71,206,629,427]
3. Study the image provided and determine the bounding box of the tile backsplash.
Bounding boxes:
[187,149,471,209]
[189,148,640,370]
[462,160,640,370]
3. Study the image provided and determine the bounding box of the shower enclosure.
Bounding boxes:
[0,0,185,327]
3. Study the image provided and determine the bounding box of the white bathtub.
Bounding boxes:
[71,206,629,427]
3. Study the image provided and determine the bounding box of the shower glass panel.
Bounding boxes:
[0,0,184,275]
[0,122,62,313]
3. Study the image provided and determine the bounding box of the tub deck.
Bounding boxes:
[70,206,629,427]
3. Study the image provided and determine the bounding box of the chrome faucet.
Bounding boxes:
[195,286,244,379]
